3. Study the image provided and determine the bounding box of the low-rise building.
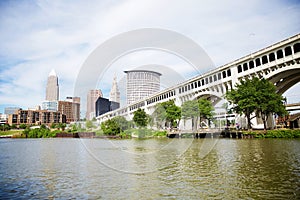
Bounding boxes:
[7,109,66,126]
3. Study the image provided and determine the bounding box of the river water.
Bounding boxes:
[0,138,299,199]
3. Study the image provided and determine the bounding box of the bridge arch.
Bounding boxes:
[265,63,300,94]
[190,91,223,106]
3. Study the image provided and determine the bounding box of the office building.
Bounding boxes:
[124,70,161,105]
[95,97,120,117]
[109,75,121,104]
[46,69,59,101]
[58,97,80,123]
[86,89,103,120]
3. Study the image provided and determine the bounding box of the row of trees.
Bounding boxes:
[100,98,215,135]
[226,77,287,130]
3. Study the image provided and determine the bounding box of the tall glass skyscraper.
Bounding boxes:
[124,70,161,105]
[45,69,59,101]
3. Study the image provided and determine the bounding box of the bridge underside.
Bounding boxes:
[267,64,300,94]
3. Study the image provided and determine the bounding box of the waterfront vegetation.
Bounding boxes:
[243,129,300,138]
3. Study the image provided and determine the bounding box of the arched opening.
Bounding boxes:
[218,73,222,80]
[227,69,231,77]
[268,69,300,95]
[269,52,275,62]
[243,63,248,71]
[222,71,227,78]
[262,55,268,64]
[294,43,300,54]
[249,60,255,69]
[277,49,283,59]
[255,58,261,67]
[284,46,292,56]
[237,65,242,73]
[283,82,300,105]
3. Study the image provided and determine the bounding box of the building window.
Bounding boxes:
[269,53,275,62]
[243,63,248,71]
[293,43,300,53]
[284,46,292,56]
[255,58,261,67]
[277,49,283,59]
[222,71,226,78]
[227,69,231,77]
[237,65,242,73]
[262,55,268,64]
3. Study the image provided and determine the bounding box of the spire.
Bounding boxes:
[49,69,57,77]
[109,74,120,103]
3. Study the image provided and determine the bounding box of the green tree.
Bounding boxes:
[133,108,148,127]
[161,100,181,129]
[57,123,66,131]
[254,78,287,130]
[113,116,129,131]
[181,100,199,131]
[101,119,121,135]
[226,78,259,129]
[226,77,287,130]
[151,103,167,129]
[19,124,27,129]
[86,120,93,129]
[198,98,214,127]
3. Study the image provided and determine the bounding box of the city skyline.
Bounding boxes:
[1,1,300,113]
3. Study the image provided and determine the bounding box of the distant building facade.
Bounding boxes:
[8,109,66,126]
[58,97,80,123]
[109,75,121,104]
[95,97,120,117]
[124,70,161,105]
[42,101,58,111]
[46,69,59,101]
[86,89,103,120]
[0,114,8,124]
[4,107,21,115]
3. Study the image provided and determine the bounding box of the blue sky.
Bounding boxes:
[0,0,300,115]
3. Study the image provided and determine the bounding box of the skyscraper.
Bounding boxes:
[86,89,103,120]
[109,75,120,104]
[45,69,59,101]
[125,70,161,105]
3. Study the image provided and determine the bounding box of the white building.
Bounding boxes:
[45,69,59,101]
[109,75,121,104]
[124,70,161,105]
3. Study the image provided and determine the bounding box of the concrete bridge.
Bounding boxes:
[286,103,300,111]
[97,34,300,129]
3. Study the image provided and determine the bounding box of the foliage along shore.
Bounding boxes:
[1,128,300,139]
[242,129,300,138]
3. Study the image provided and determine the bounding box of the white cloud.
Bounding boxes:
[0,0,300,114]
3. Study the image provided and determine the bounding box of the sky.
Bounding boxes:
[0,0,300,116]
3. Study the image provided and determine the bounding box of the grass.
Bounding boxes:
[0,130,23,136]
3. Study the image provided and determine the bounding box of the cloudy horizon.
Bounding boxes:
[1,0,300,115]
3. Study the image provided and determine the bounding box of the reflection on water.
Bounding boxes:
[0,138,299,199]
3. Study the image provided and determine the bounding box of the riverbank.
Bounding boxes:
[242,129,300,138]
[1,128,300,139]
